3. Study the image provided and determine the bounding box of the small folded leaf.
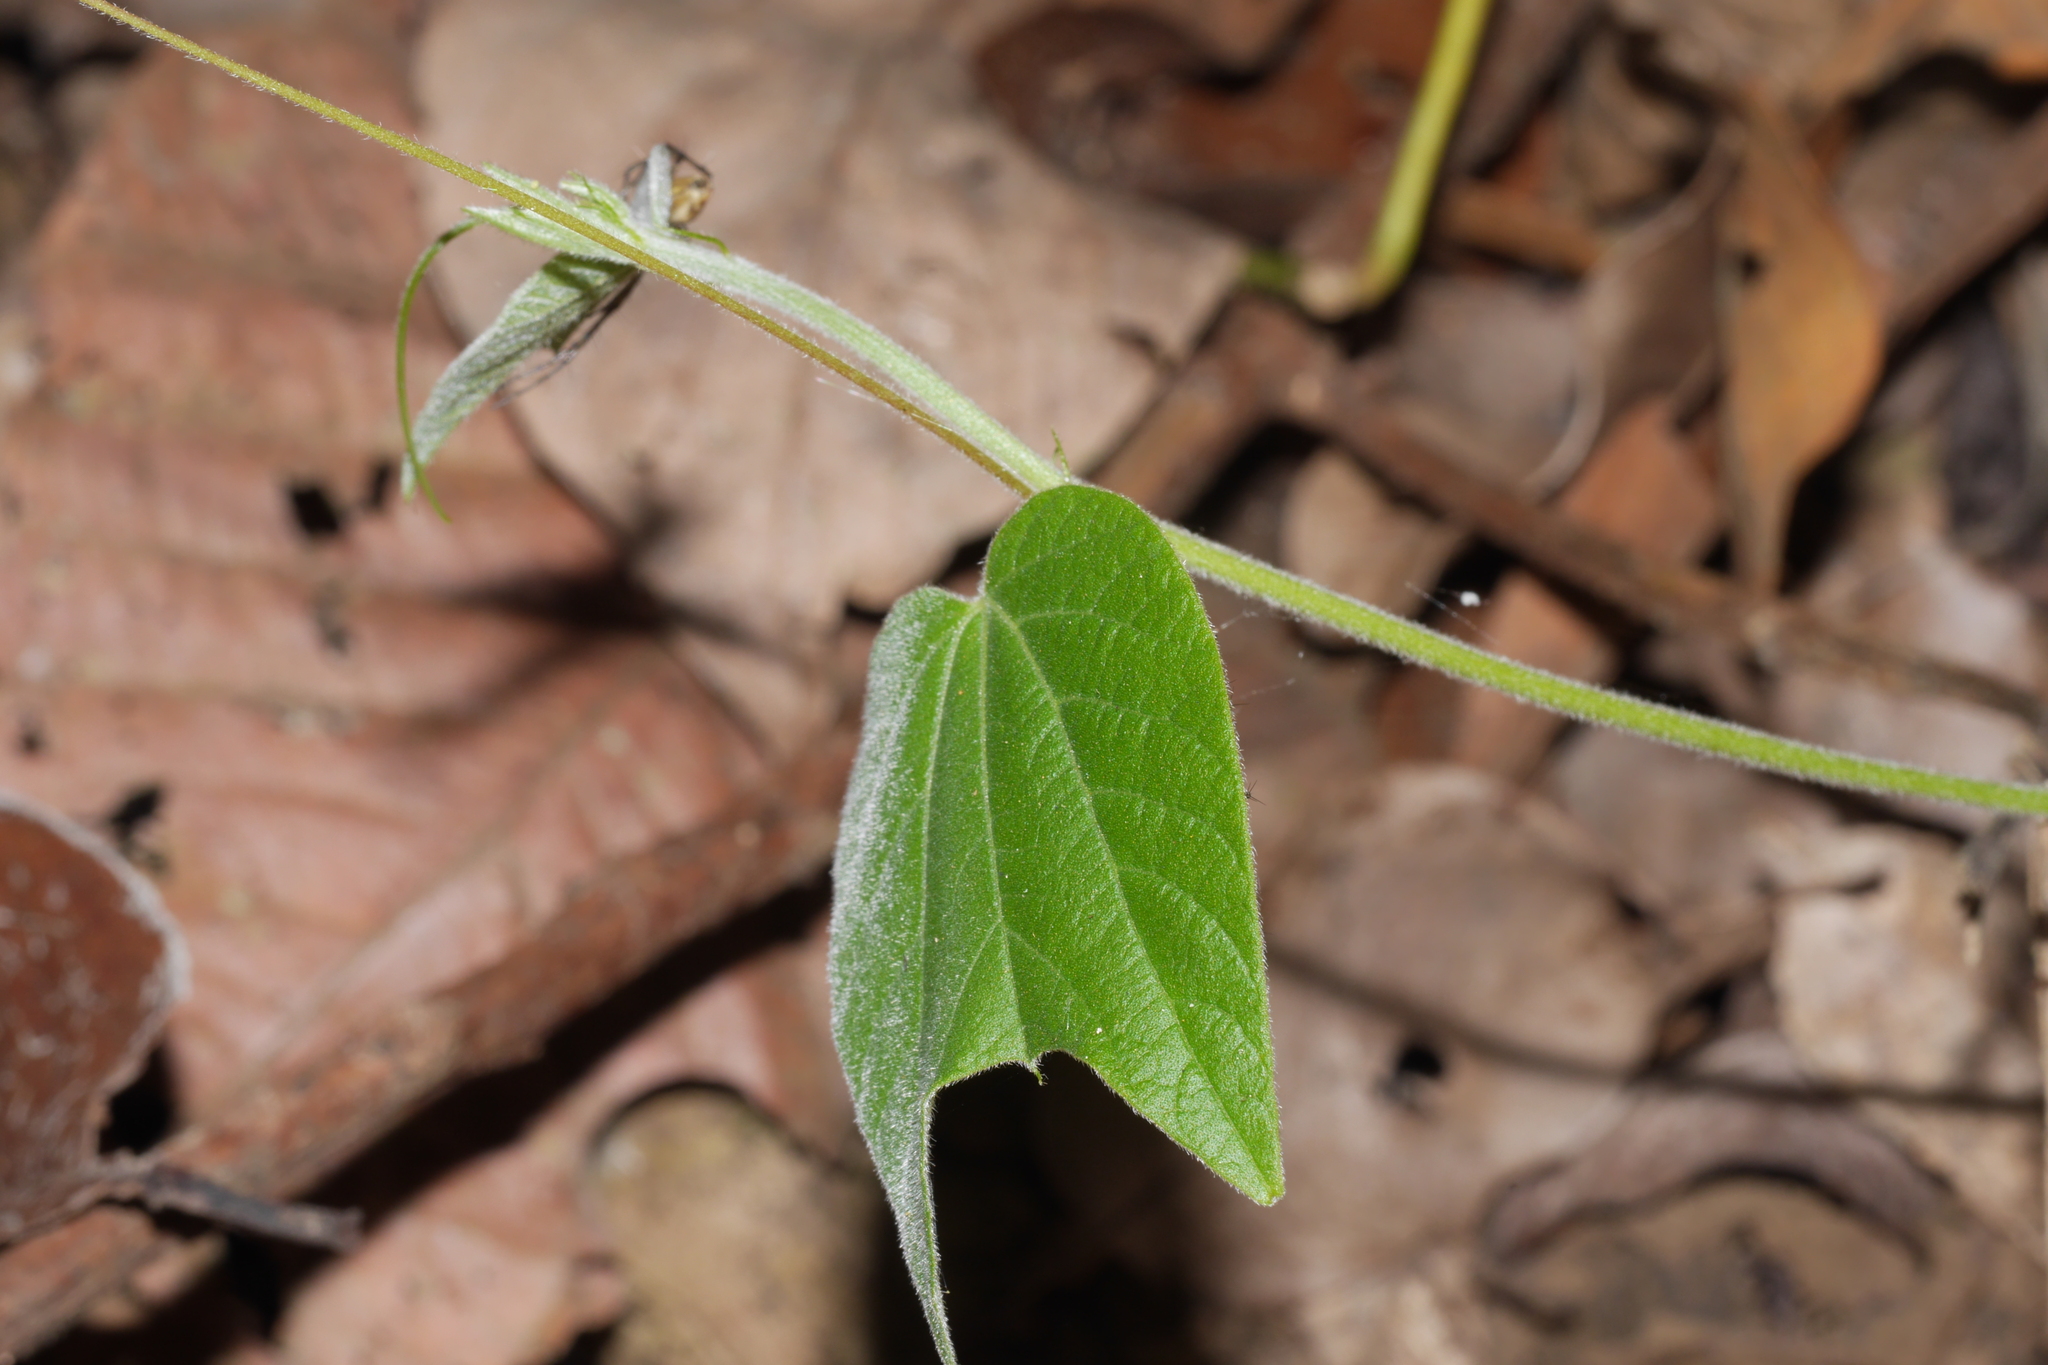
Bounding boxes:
[397,145,724,499]
[830,484,1281,1363]
[400,251,636,492]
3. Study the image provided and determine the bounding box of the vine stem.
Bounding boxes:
[1358,0,1496,307]
[1168,530,2048,814]
[69,0,1044,500]
[73,0,2048,818]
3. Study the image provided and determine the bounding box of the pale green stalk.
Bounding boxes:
[71,0,1054,500]
[393,222,472,519]
[77,0,2048,817]
[1359,0,1495,306]
[1169,530,2048,814]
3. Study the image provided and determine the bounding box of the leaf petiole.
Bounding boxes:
[393,222,472,519]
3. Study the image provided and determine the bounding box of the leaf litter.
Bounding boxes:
[17,0,2048,1360]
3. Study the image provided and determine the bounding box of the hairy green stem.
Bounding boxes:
[71,0,1051,499]
[393,222,473,519]
[77,0,2048,817]
[1170,528,2048,814]
[1360,0,1495,306]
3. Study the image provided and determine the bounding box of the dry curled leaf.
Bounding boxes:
[1765,821,2042,1248]
[1486,1175,2041,1365]
[0,12,765,1121]
[1807,0,2048,110]
[1448,0,1602,177]
[1483,1032,1948,1258]
[1182,974,1620,1365]
[1546,137,1730,490]
[1611,0,1888,102]
[1063,0,1317,68]
[1836,84,2016,317]
[1557,21,1711,221]
[1544,726,1836,968]
[1718,97,1884,593]
[412,0,1242,645]
[0,789,185,1244]
[1262,764,1701,1072]
[1388,275,1580,483]
[979,0,1441,240]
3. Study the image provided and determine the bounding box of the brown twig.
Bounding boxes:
[1437,179,1604,278]
[0,729,855,1360]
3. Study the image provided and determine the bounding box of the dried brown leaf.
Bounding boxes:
[1544,726,1836,967]
[982,0,1440,240]
[1263,764,1699,1071]
[1611,0,1888,103]
[1838,85,2015,317]
[0,791,185,1243]
[1765,821,2042,1249]
[1183,975,1621,1363]
[1807,0,2048,110]
[1718,98,1884,593]
[1556,22,1711,220]
[1390,275,1580,483]
[1449,0,1602,176]
[1063,0,1316,68]
[0,12,768,1127]
[1769,824,2036,1097]
[1483,1033,1948,1257]
[1544,137,1729,490]
[1487,1175,2040,1364]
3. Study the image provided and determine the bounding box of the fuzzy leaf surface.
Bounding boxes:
[829,484,1281,1362]
[407,254,635,478]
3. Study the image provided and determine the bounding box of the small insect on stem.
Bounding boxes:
[502,144,716,401]
[623,143,715,230]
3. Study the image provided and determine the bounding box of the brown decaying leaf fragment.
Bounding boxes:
[1539,134,1731,493]
[1883,101,2048,342]
[1486,1175,2041,1362]
[978,0,1442,240]
[1718,96,1884,595]
[1806,0,2048,110]
[0,5,866,1353]
[1064,0,1319,69]
[1610,0,1885,105]
[0,738,853,1361]
[1447,0,1603,176]
[1483,1033,1948,1259]
[0,7,783,1123]
[1262,764,1710,1072]
[0,790,184,1244]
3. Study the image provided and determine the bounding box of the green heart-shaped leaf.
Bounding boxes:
[830,483,1281,1363]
